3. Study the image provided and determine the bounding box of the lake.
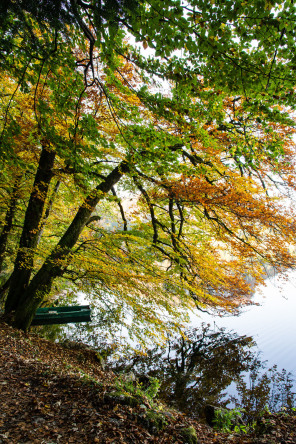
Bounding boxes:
[191,271,296,376]
[36,270,296,421]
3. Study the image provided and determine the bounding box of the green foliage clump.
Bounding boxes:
[213,408,252,434]
[113,375,168,432]
[143,409,168,433]
[179,426,198,444]
[115,375,160,406]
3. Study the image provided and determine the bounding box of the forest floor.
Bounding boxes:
[0,318,296,444]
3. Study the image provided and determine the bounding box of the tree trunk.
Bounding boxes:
[36,179,61,245]
[0,175,21,272]
[5,146,56,313]
[0,276,11,306]
[13,160,129,331]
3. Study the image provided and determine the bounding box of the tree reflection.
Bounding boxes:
[36,317,295,421]
[112,324,295,420]
[113,324,255,417]
[230,364,295,422]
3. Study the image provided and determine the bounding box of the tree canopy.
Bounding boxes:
[1,0,296,336]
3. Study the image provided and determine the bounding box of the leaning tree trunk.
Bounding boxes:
[13,160,129,331]
[5,146,56,313]
[36,179,61,245]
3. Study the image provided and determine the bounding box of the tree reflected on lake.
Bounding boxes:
[112,324,295,420]
[36,317,295,421]
[230,363,295,422]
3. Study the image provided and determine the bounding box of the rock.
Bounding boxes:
[137,374,151,388]
[104,392,138,407]
[204,404,219,427]
[122,371,136,382]
[62,339,90,351]
[62,340,105,368]
[179,426,199,444]
[163,411,176,420]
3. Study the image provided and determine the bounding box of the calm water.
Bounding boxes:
[190,271,296,376]
[108,272,296,420]
[36,271,296,420]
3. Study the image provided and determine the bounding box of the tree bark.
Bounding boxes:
[5,146,56,313]
[0,276,11,306]
[36,179,61,245]
[0,175,21,272]
[13,160,129,331]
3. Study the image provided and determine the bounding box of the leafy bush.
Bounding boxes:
[115,375,160,405]
[213,408,252,434]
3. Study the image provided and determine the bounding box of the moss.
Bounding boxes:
[179,426,198,444]
[140,409,167,433]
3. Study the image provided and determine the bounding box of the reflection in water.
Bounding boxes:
[34,305,126,355]
[230,364,295,422]
[112,325,295,421]
[36,311,296,422]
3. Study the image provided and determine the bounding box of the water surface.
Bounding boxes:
[190,272,296,376]
[36,271,296,420]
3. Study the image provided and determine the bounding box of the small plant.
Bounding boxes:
[115,375,160,406]
[213,408,251,434]
[142,377,161,400]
